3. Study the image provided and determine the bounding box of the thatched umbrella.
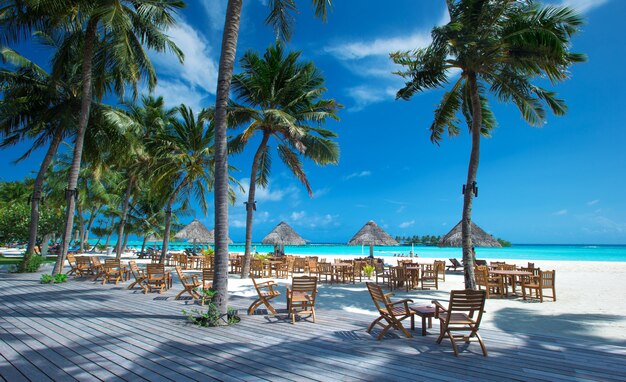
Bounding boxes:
[262,221,306,255]
[174,219,214,251]
[438,221,502,247]
[348,220,398,257]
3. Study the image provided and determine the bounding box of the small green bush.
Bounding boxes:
[20,254,45,273]
[363,264,375,278]
[40,274,54,283]
[54,273,68,283]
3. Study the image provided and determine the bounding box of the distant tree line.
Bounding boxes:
[395,235,442,246]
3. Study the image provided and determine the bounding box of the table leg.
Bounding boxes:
[421,316,427,336]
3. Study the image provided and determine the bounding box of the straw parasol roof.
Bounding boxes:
[261,221,307,245]
[348,220,398,246]
[438,220,502,247]
[174,219,214,243]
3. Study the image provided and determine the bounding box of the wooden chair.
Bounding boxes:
[250,258,268,278]
[522,270,556,302]
[475,266,505,298]
[447,258,463,272]
[389,266,408,291]
[374,262,391,286]
[174,265,201,300]
[432,289,487,356]
[287,276,318,324]
[146,263,169,294]
[352,260,365,283]
[102,259,123,285]
[127,261,147,292]
[475,259,487,266]
[90,256,104,281]
[66,253,78,276]
[365,282,414,340]
[75,256,92,278]
[248,276,280,315]
[200,269,214,305]
[421,264,439,290]
[434,260,446,282]
[292,257,307,274]
[306,257,319,275]
[316,262,333,283]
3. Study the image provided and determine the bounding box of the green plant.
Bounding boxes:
[95,244,107,251]
[254,253,270,261]
[40,274,54,283]
[200,287,218,302]
[19,254,44,273]
[182,300,240,327]
[363,265,375,278]
[201,247,214,256]
[54,273,68,283]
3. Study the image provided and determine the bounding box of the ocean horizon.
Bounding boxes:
[90,239,626,262]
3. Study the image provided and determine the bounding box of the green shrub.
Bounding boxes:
[95,244,107,251]
[54,273,68,283]
[363,264,375,278]
[20,254,45,273]
[40,274,54,283]
[201,247,214,256]
[254,253,270,261]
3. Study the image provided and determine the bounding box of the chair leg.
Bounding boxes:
[448,332,460,356]
[475,332,488,356]
[367,316,384,333]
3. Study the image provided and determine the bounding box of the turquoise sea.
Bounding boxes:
[108,240,626,262]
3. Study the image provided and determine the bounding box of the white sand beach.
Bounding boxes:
[87,251,626,344]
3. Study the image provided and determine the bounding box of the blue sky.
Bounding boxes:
[1,0,625,244]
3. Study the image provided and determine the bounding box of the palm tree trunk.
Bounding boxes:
[22,127,63,271]
[462,72,482,290]
[83,207,98,247]
[53,17,98,275]
[104,216,114,248]
[114,177,135,258]
[140,235,148,255]
[122,231,130,253]
[213,0,243,320]
[77,204,85,252]
[160,180,186,263]
[242,132,270,278]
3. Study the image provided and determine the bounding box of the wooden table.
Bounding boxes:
[404,266,421,289]
[410,306,436,336]
[489,270,531,295]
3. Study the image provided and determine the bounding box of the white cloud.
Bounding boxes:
[344,170,372,180]
[345,85,398,111]
[234,179,290,207]
[553,209,568,216]
[587,199,600,206]
[201,0,227,32]
[312,187,330,199]
[557,0,610,13]
[396,205,406,213]
[150,79,206,112]
[399,220,415,228]
[290,211,306,221]
[150,18,218,97]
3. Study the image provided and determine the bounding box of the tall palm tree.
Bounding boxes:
[392,0,585,288]
[229,42,340,278]
[148,105,216,263]
[211,0,332,320]
[0,0,186,274]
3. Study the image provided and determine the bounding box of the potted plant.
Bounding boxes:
[363,265,375,279]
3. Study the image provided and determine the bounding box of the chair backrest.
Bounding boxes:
[475,259,487,266]
[474,266,489,286]
[366,282,391,312]
[91,256,102,266]
[317,262,332,274]
[147,263,166,278]
[307,258,318,270]
[202,269,214,286]
[446,289,486,323]
[76,256,91,267]
[318,258,327,263]
[174,265,189,285]
[490,261,505,266]
[541,270,555,287]
[498,264,517,271]
[104,258,120,267]
[129,260,139,272]
[434,260,446,273]
[450,258,462,267]
[67,253,77,265]
[290,276,318,301]
[527,262,535,269]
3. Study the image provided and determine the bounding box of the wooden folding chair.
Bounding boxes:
[127,261,147,292]
[90,256,104,281]
[432,289,487,356]
[421,264,439,290]
[102,259,123,285]
[522,270,556,302]
[75,256,92,278]
[287,276,318,324]
[248,276,281,315]
[366,282,414,340]
[174,265,201,300]
[201,269,214,305]
[66,253,78,276]
[146,263,168,294]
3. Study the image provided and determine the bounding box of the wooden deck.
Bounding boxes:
[1,270,625,382]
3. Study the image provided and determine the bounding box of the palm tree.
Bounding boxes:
[211,0,332,321]
[229,42,340,278]
[392,0,585,288]
[148,105,216,263]
[0,0,186,274]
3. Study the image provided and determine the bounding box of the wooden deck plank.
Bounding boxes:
[1,271,625,382]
